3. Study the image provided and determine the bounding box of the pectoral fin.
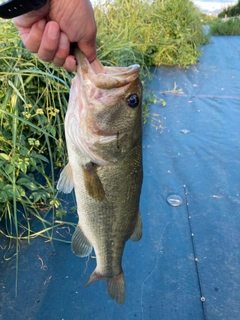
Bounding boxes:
[56,163,74,193]
[130,211,142,241]
[82,162,105,201]
[71,225,92,257]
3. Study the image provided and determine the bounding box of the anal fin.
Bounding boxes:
[130,211,142,241]
[57,163,74,193]
[71,225,92,257]
[86,269,102,287]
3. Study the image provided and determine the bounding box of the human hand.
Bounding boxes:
[13,0,97,72]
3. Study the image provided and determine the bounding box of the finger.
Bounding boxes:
[37,21,60,62]
[12,4,49,28]
[19,19,46,53]
[78,40,97,63]
[52,32,70,67]
[63,56,77,73]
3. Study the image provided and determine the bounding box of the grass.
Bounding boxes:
[0,21,72,250]
[200,13,218,25]
[209,17,240,36]
[218,0,240,18]
[0,0,209,268]
[94,0,209,68]
[208,0,240,36]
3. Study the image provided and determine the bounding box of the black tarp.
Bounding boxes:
[1,36,240,320]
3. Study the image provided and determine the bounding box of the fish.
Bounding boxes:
[57,49,143,305]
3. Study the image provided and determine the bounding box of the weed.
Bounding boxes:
[95,0,209,68]
[0,21,71,247]
[210,17,240,36]
[163,82,184,95]
[218,0,240,18]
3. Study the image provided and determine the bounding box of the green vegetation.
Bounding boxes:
[95,0,209,68]
[0,0,208,252]
[0,22,71,252]
[209,17,240,35]
[201,0,240,36]
[218,0,240,18]
[200,13,217,25]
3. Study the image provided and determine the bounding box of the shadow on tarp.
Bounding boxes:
[1,36,240,320]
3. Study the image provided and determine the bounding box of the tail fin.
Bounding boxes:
[86,270,125,305]
[106,272,125,305]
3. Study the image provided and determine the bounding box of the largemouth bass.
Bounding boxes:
[57,49,143,305]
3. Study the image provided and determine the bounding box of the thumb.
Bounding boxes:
[78,41,97,63]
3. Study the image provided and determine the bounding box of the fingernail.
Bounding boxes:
[47,23,59,40]
[59,33,69,49]
[38,19,46,30]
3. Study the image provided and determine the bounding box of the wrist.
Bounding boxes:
[0,0,48,19]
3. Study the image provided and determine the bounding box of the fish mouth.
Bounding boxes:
[69,49,141,166]
[75,50,140,90]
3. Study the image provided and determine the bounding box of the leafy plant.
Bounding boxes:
[218,0,240,18]
[209,17,240,36]
[0,21,71,249]
[95,0,209,68]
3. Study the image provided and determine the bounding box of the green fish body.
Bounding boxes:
[57,49,143,305]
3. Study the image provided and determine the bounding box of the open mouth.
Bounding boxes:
[76,50,140,90]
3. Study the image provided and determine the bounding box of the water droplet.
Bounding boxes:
[167,195,183,207]
[180,129,190,134]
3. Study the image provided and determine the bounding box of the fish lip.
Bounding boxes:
[75,50,140,89]
[102,64,141,76]
[94,64,141,85]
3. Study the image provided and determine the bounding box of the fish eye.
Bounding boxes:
[127,94,139,108]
